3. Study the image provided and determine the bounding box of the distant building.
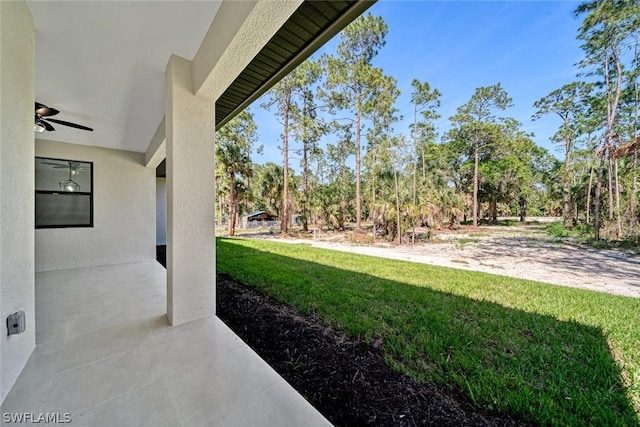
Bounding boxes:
[241,211,278,228]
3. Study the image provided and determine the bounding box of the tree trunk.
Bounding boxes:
[372,153,376,243]
[594,149,606,241]
[355,96,362,232]
[218,197,224,227]
[472,133,480,227]
[519,197,526,222]
[281,100,289,235]
[422,147,427,182]
[394,168,401,244]
[412,161,417,244]
[245,176,251,217]
[412,133,417,245]
[302,138,309,233]
[608,155,614,221]
[631,39,639,235]
[488,198,497,224]
[339,164,346,231]
[615,159,622,239]
[412,105,418,210]
[228,173,236,236]
[235,204,240,232]
[562,133,572,227]
[632,147,638,235]
[596,42,623,240]
[586,160,594,226]
[301,98,310,233]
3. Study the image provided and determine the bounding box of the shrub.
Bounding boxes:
[545,221,571,238]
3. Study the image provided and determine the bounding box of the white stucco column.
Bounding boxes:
[165,54,216,326]
[0,0,36,402]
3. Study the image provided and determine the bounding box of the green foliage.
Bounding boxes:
[532,82,594,138]
[545,221,573,238]
[450,83,513,126]
[323,12,390,230]
[410,78,441,147]
[576,0,640,65]
[448,84,514,225]
[216,110,257,170]
[245,4,640,244]
[218,238,640,426]
[447,87,552,225]
[573,0,640,241]
[255,162,284,217]
[215,110,258,235]
[533,81,596,226]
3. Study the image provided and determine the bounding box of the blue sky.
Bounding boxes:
[250,0,585,167]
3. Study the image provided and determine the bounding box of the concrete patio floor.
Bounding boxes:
[1,261,331,426]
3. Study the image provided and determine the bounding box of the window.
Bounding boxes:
[35,157,93,228]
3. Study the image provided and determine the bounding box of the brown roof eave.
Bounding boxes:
[215,0,376,130]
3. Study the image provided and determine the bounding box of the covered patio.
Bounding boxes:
[2,261,329,426]
[0,0,372,424]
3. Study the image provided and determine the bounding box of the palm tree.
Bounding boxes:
[215,111,257,236]
[258,162,284,219]
[216,143,252,236]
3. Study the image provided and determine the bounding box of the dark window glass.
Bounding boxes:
[35,157,93,228]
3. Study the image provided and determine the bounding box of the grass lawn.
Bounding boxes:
[216,237,640,426]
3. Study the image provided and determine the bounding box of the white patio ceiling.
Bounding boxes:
[27,1,221,153]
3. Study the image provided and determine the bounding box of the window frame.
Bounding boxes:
[35,156,94,229]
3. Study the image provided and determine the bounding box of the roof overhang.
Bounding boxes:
[153,0,375,176]
[215,0,375,130]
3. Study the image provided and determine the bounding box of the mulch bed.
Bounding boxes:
[216,274,528,427]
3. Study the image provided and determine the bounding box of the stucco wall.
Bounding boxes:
[165,55,216,325]
[193,0,301,100]
[0,0,36,403]
[156,178,167,245]
[35,139,155,272]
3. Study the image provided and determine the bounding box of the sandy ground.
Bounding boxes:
[252,224,640,299]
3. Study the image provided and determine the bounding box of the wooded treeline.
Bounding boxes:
[216,1,640,243]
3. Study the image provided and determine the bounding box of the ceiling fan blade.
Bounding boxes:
[47,118,93,132]
[42,161,87,171]
[39,119,56,132]
[35,102,59,117]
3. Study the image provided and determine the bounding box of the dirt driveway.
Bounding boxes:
[257,224,640,299]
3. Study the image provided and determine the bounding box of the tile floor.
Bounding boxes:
[1,261,331,426]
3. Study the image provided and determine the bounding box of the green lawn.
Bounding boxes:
[216,237,640,426]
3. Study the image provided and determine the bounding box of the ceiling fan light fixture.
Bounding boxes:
[59,179,81,192]
[34,122,46,133]
[34,102,93,133]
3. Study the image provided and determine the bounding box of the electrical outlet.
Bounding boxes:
[7,311,25,336]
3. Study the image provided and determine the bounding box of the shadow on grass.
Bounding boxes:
[216,238,638,426]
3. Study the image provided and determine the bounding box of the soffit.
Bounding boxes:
[27,1,221,153]
[215,0,375,130]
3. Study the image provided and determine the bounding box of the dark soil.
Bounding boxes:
[216,274,529,427]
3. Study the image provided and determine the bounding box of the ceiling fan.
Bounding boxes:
[35,102,93,133]
[40,160,88,174]
[40,160,85,192]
